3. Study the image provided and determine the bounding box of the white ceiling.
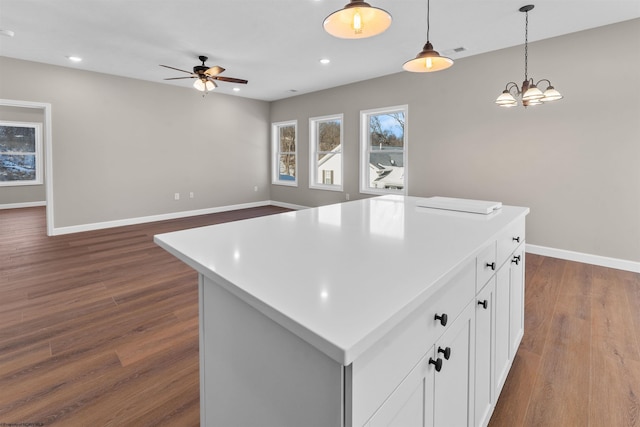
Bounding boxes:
[1,0,639,101]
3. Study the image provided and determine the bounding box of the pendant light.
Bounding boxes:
[403,0,452,72]
[495,5,563,108]
[323,0,392,39]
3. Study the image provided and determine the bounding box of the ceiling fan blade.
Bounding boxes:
[204,66,225,77]
[211,76,248,84]
[159,64,194,74]
[164,77,196,80]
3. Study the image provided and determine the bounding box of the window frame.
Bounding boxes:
[359,105,408,196]
[309,113,344,192]
[0,121,43,187]
[271,120,298,187]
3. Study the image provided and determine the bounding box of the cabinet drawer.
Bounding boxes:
[497,218,525,267]
[476,241,497,291]
[349,260,475,427]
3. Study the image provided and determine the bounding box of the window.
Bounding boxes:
[271,120,297,186]
[0,121,43,186]
[309,114,343,191]
[360,105,407,195]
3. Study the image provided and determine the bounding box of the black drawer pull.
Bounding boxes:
[478,299,488,309]
[485,262,496,271]
[511,255,521,265]
[434,313,448,327]
[512,236,521,243]
[438,346,451,360]
[429,357,443,372]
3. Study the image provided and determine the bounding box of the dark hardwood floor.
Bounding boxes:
[1,207,638,426]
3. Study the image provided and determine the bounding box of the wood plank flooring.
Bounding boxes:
[1,207,638,426]
[0,206,289,426]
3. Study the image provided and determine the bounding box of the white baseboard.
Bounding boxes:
[51,201,275,236]
[0,201,46,210]
[269,200,309,210]
[526,244,640,273]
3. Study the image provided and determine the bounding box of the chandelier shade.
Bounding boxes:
[495,5,562,108]
[323,0,392,39]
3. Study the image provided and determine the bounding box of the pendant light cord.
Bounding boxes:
[426,0,430,42]
[524,10,529,81]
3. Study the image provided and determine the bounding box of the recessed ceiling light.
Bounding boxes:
[0,29,15,37]
[320,58,330,65]
[233,87,240,92]
[66,56,82,62]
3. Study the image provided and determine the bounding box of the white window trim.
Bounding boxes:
[309,113,344,192]
[359,105,408,196]
[0,120,43,187]
[271,120,298,187]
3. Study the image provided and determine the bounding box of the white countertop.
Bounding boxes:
[154,195,529,365]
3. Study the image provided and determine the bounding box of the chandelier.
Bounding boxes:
[495,5,563,108]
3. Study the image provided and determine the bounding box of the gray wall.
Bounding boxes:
[270,19,640,263]
[0,105,46,205]
[0,56,271,228]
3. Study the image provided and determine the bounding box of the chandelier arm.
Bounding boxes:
[534,78,552,89]
[505,82,521,95]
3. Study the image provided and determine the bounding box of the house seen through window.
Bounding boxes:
[310,114,343,191]
[360,106,407,195]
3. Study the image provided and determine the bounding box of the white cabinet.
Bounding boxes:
[367,301,476,427]
[366,351,435,427]
[509,248,525,358]
[474,277,496,427]
[433,301,476,427]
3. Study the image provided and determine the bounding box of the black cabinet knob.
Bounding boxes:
[429,357,443,372]
[511,255,521,265]
[438,346,451,360]
[478,299,488,309]
[434,313,448,327]
[485,262,496,271]
[513,236,521,243]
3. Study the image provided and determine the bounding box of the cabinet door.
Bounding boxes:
[367,351,435,427]
[475,278,496,427]
[433,301,476,427]
[509,248,525,358]
[494,266,510,395]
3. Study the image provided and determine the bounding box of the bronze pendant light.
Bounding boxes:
[403,0,452,72]
[323,0,392,39]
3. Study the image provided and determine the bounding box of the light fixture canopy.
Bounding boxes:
[323,0,392,39]
[403,0,452,73]
[495,5,562,108]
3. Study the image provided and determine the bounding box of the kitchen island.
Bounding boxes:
[154,195,529,427]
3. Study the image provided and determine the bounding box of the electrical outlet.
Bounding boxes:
[346,193,350,201]
[174,193,180,201]
[190,192,194,199]
[254,186,258,192]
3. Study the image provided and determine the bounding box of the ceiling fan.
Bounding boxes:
[160,55,248,93]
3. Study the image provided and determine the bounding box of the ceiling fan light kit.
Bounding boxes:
[403,0,452,73]
[323,0,392,39]
[495,5,563,108]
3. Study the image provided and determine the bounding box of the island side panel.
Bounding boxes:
[200,274,344,427]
